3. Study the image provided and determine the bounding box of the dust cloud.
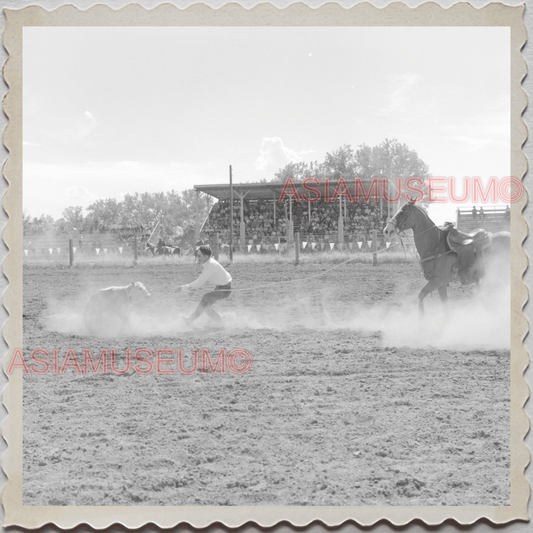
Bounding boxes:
[43,298,86,335]
[42,280,511,351]
[348,285,511,351]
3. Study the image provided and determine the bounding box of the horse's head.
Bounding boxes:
[384,201,418,238]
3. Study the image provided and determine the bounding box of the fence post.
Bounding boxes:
[69,238,74,267]
[214,232,220,261]
[287,219,294,245]
[295,232,300,266]
[372,230,378,266]
[133,235,138,265]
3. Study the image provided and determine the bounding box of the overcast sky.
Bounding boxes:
[23,26,510,223]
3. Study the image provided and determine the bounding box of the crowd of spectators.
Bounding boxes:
[207,199,278,239]
[203,198,387,244]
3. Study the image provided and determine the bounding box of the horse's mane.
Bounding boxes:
[412,202,431,217]
[409,202,437,228]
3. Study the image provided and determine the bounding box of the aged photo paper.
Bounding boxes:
[1,2,529,529]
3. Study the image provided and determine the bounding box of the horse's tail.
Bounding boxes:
[489,231,511,255]
[481,231,511,287]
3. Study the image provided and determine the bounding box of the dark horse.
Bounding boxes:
[384,201,510,314]
[145,242,181,256]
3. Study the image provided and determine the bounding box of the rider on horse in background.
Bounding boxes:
[157,236,166,253]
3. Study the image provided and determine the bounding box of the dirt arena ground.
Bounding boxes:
[22,255,510,506]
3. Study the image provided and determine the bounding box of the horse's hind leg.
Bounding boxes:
[418,288,428,316]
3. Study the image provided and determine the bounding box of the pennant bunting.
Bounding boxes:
[73,247,77,253]
[104,248,108,254]
[320,243,325,250]
[256,244,261,252]
[274,243,279,250]
[367,241,372,248]
[357,242,362,249]
[386,242,391,249]
[49,248,53,255]
[302,241,307,249]
[56,248,61,254]
[247,245,252,252]
[311,242,316,250]
[329,243,335,250]
[96,248,100,255]
[24,249,28,256]
[119,247,123,254]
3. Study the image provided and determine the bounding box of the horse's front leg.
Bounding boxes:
[418,280,440,316]
[418,286,429,316]
[437,284,448,303]
[437,284,449,312]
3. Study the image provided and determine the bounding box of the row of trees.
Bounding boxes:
[23,189,208,243]
[271,139,430,188]
[23,139,430,241]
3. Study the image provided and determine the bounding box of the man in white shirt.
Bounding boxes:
[177,245,232,327]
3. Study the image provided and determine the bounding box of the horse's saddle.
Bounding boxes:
[446,227,486,246]
[441,222,493,285]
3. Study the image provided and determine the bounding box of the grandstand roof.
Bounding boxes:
[194,177,378,202]
[195,182,281,200]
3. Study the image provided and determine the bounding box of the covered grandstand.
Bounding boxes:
[193,178,402,251]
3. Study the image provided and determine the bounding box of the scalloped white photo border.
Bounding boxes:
[1,2,529,529]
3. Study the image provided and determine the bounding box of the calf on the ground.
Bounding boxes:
[84,282,150,335]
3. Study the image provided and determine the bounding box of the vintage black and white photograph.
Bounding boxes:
[2,2,528,529]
